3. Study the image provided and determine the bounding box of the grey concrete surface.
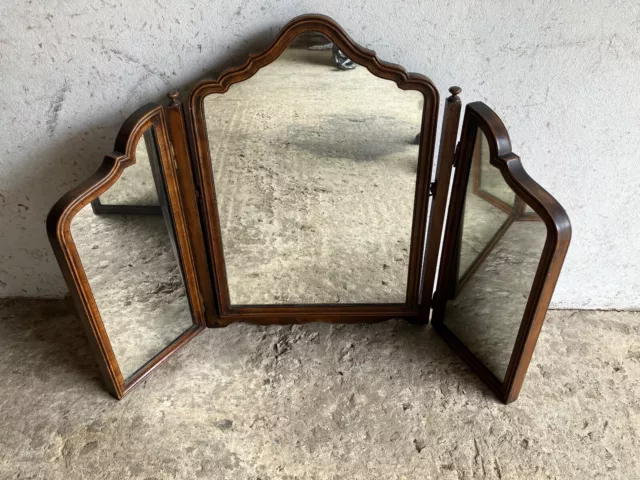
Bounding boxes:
[1,298,638,479]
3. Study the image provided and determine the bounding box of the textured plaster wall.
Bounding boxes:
[0,1,638,308]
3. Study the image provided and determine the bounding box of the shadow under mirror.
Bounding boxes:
[93,133,161,213]
[443,128,546,381]
[70,127,193,380]
[204,31,424,306]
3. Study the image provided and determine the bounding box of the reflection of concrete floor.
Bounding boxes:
[2,298,639,478]
[71,206,192,379]
[477,134,515,207]
[99,138,159,206]
[458,185,510,277]
[443,221,547,379]
[204,47,423,305]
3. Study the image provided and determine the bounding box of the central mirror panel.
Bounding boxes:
[442,128,546,381]
[203,32,424,305]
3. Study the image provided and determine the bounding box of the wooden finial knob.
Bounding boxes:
[447,86,461,103]
[168,91,181,106]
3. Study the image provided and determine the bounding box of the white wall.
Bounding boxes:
[1,1,638,308]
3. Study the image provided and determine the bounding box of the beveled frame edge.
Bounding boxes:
[432,102,571,403]
[187,13,440,325]
[46,104,206,399]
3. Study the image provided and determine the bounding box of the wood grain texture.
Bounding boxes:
[187,13,440,325]
[432,102,572,403]
[47,104,205,399]
[165,92,218,327]
[419,87,462,323]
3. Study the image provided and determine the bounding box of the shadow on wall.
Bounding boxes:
[0,28,277,298]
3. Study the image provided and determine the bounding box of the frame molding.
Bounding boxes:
[432,102,571,403]
[47,104,206,399]
[187,13,440,326]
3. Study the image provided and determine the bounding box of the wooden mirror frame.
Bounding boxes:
[46,15,572,402]
[431,102,571,403]
[46,104,207,398]
[187,14,440,326]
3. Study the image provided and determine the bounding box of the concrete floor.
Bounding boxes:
[1,298,639,479]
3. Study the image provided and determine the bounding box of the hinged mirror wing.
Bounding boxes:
[188,14,440,325]
[432,102,571,403]
[47,105,206,398]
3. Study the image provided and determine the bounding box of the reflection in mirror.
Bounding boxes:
[457,131,511,284]
[71,128,193,379]
[96,135,160,209]
[443,128,546,380]
[474,132,515,209]
[204,32,424,305]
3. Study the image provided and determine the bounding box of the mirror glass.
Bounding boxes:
[71,127,193,379]
[474,132,515,208]
[443,128,546,380]
[97,137,160,209]
[457,132,510,284]
[203,32,424,305]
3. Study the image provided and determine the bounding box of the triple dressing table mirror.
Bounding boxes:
[47,14,571,403]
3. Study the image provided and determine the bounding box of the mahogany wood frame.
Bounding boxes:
[432,102,571,403]
[420,86,462,317]
[187,14,441,326]
[47,104,207,399]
